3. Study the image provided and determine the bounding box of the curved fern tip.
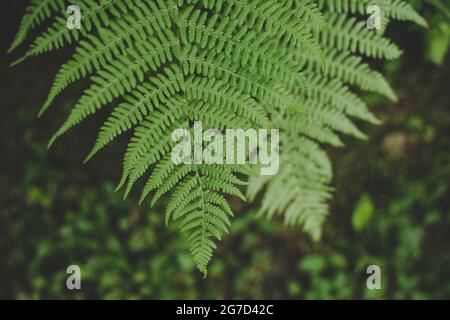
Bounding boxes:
[47,130,63,149]
[83,149,98,164]
[123,184,133,200]
[10,56,27,67]
[7,45,16,55]
[47,137,57,150]
[416,15,429,29]
[115,176,127,193]
[150,196,159,207]
[199,268,207,279]
[82,156,91,165]
[7,35,26,54]
[37,102,51,118]
[165,215,170,227]
[138,194,147,206]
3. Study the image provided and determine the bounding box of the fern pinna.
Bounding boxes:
[10,0,425,275]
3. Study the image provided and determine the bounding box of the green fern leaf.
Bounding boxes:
[10,0,426,275]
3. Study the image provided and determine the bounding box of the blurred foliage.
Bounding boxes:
[422,0,450,65]
[1,1,449,299]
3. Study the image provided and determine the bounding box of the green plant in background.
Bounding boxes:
[9,0,426,275]
[424,0,450,65]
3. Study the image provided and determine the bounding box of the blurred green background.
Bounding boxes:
[1,1,449,299]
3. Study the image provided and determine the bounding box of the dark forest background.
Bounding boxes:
[1,1,449,299]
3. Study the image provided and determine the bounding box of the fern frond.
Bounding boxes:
[8,0,65,53]
[248,0,425,241]
[249,136,333,241]
[11,0,426,274]
[39,2,176,116]
[85,67,184,162]
[386,0,428,27]
[13,0,136,66]
[296,48,397,100]
[317,13,402,59]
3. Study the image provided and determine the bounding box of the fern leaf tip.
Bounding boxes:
[115,176,127,193]
[7,45,16,55]
[84,147,99,164]
[10,57,25,68]
[37,102,52,118]
[123,183,133,200]
[47,137,57,150]
[138,193,148,206]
